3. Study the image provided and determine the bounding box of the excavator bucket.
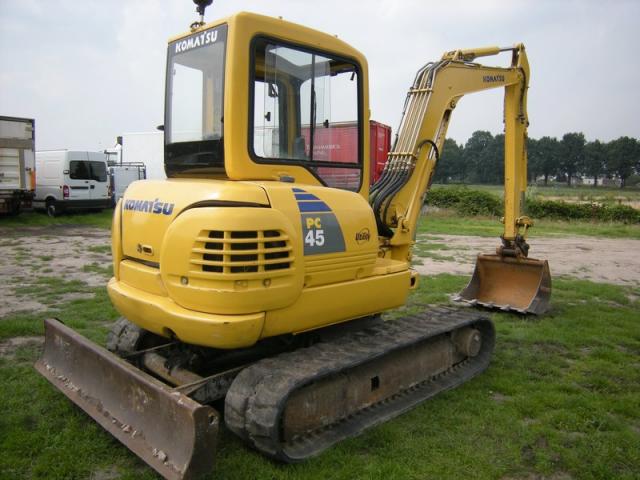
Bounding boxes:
[35,318,219,480]
[456,254,551,314]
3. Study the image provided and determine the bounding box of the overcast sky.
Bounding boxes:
[1,0,638,151]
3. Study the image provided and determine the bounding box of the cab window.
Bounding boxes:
[251,38,362,191]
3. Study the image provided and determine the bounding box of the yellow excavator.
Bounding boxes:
[36,3,551,479]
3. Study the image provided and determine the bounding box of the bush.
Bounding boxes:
[527,199,640,223]
[426,187,503,216]
[426,186,640,223]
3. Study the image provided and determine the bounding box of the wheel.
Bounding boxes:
[46,199,57,217]
[7,200,21,216]
[106,317,166,356]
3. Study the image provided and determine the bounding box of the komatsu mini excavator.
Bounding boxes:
[36,3,551,479]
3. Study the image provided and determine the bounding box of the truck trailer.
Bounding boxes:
[0,116,35,215]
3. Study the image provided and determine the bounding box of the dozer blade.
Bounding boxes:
[35,318,219,480]
[456,254,551,314]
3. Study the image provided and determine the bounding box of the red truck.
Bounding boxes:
[302,120,391,189]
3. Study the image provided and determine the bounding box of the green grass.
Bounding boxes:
[1,274,638,479]
[0,203,637,478]
[0,285,115,341]
[14,277,91,304]
[82,262,114,277]
[0,209,113,229]
[419,211,640,239]
[87,244,112,254]
[411,241,457,262]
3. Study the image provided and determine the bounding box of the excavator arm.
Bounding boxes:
[371,44,551,314]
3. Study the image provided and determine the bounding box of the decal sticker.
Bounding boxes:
[123,198,174,216]
[355,228,371,244]
[482,74,505,83]
[293,188,345,255]
[171,26,227,56]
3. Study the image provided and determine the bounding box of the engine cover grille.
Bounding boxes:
[192,230,293,278]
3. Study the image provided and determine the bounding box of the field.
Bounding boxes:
[0,209,639,479]
[437,183,640,208]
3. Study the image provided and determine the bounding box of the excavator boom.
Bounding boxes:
[371,44,551,314]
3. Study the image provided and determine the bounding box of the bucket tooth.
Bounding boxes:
[458,254,551,315]
[35,318,219,480]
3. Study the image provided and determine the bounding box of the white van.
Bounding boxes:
[34,150,111,216]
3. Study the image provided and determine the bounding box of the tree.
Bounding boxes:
[527,137,539,181]
[560,132,586,186]
[608,136,639,188]
[464,130,495,184]
[434,138,464,183]
[584,140,607,187]
[529,136,560,185]
[488,133,505,184]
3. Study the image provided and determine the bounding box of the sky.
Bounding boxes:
[1,0,639,151]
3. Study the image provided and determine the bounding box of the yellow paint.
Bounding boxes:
[108,12,535,349]
[381,44,530,254]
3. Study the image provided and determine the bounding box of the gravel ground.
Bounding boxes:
[413,233,640,286]
[0,225,111,317]
[1,225,638,320]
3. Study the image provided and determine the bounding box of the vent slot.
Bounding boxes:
[205,230,224,252]
[193,229,294,278]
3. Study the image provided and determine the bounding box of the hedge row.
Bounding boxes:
[425,188,503,216]
[526,199,640,223]
[425,187,640,223]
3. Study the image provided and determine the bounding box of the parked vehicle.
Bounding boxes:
[300,121,391,189]
[106,132,165,180]
[369,120,392,184]
[34,150,111,216]
[0,116,35,215]
[257,120,391,190]
[109,163,146,205]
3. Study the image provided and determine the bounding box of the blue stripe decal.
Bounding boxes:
[294,193,319,201]
[292,188,306,192]
[297,201,331,212]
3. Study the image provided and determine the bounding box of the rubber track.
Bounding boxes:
[225,307,495,462]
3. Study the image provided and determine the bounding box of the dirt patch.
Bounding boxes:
[89,466,121,480]
[491,392,511,403]
[0,336,43,359]
[414,234,640,286]
[0,226,112,317]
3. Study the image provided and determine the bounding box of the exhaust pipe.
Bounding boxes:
[456,254,551,315]
[35,318,219,480]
